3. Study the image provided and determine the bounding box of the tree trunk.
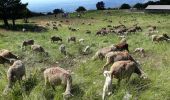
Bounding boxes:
[3,18,9,28]
[12,19,16,27]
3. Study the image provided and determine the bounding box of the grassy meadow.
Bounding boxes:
[0,10,170,100]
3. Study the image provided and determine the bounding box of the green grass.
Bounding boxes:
[0,10,170,100]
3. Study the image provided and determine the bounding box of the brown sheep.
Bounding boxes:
[0,49,18,59]
[102,60,147,100]
[115,42,129,52]
[3,60,25,94]
[92,45,117,60]
[103,51,135,70]
[44,67,73,99]
[22,39,34,49]
[51,36,62,43]
[68,36,76,43]
[31,44,48,56]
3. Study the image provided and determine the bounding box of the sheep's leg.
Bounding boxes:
[103,60,111,71]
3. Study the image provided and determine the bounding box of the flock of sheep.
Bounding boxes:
[1,14,170,100]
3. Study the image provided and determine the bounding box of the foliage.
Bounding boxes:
[96,1,105,10]
[120,3,131,9]
[53,9,64,14]
[76,6,86,12]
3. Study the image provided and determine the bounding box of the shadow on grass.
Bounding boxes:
[0,24,48,33]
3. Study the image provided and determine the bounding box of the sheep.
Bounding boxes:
[86,30,91,34]
[68,36,76,43]
[22,28,26,32]
[151,35,170,42]
[3,60,25,94]
[134,48,145,57]
[53,26,58,30]
[22,39,34,50]
[92,45,117,60]
[31,44,48,56]
[59,44,67,56]
[115,42,129,52]
[82,45,91,55]
[102,71,113,100]
[102,60,147,100]
[51,36,62,43]
[0,56,11,66]
[44,67,73,99]
[103,51,135,71]
[78,38,85,43]
[0,49,18,59]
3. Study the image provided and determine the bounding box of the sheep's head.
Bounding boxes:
[62,91,73,99]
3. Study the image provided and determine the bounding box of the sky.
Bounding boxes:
[21,0,157,12]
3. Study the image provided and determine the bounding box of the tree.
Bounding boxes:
[120,3,131,9]
[76,6,86,12]
[160,0,170,4]
[133,3,144,9]
[53,9,64,14]
[0,0,28,27]
[96,1,105,10]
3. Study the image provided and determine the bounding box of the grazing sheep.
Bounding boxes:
[82,45,91,55]
[151,35,170,42]
[86,30,91,34]
[163,33,170,39]
[31,44,48,56]
[58,24,62,27]
[103,51,135,71]
[44,67,73,99]
[53,26,58,30]
[134,48,145,57]
[102,60,147,100]
[22,39,34,49]
[51,36,62,43]
[148,26,156,32]
[79,38,85,43]
[3,60,25,94]
[115,42,129,52]
[59,44,67,56]
[68,36,76,43]
[0,56,11,66]
[0,49,18,59]
[92,45,117,60]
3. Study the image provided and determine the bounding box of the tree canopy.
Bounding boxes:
[120,3,131,9]
[76,6,86,12]
[53,9,64,14]
[0,0,28,27]
[96,1,105,10]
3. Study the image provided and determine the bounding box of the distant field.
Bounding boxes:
[0,10,170,100]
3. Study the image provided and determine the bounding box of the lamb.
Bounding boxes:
[51,36,62,43]
[79,38,85,43]
[102,60,147,100]
[22,39,34,49]
[134,48,145,57]
[68,36,76,43]
[59,44,67,56]
[0,49,18,59]
[3,60,25,94]
[44,67,73,99]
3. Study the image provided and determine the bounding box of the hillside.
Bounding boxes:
[0,10,170,100]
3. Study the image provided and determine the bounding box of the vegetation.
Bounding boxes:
[120,3,131,9]
[76,6,86,12]
[96,1,105,10]
[53,9,64,14]
[0,0,27,27]
[0,10,170,100]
